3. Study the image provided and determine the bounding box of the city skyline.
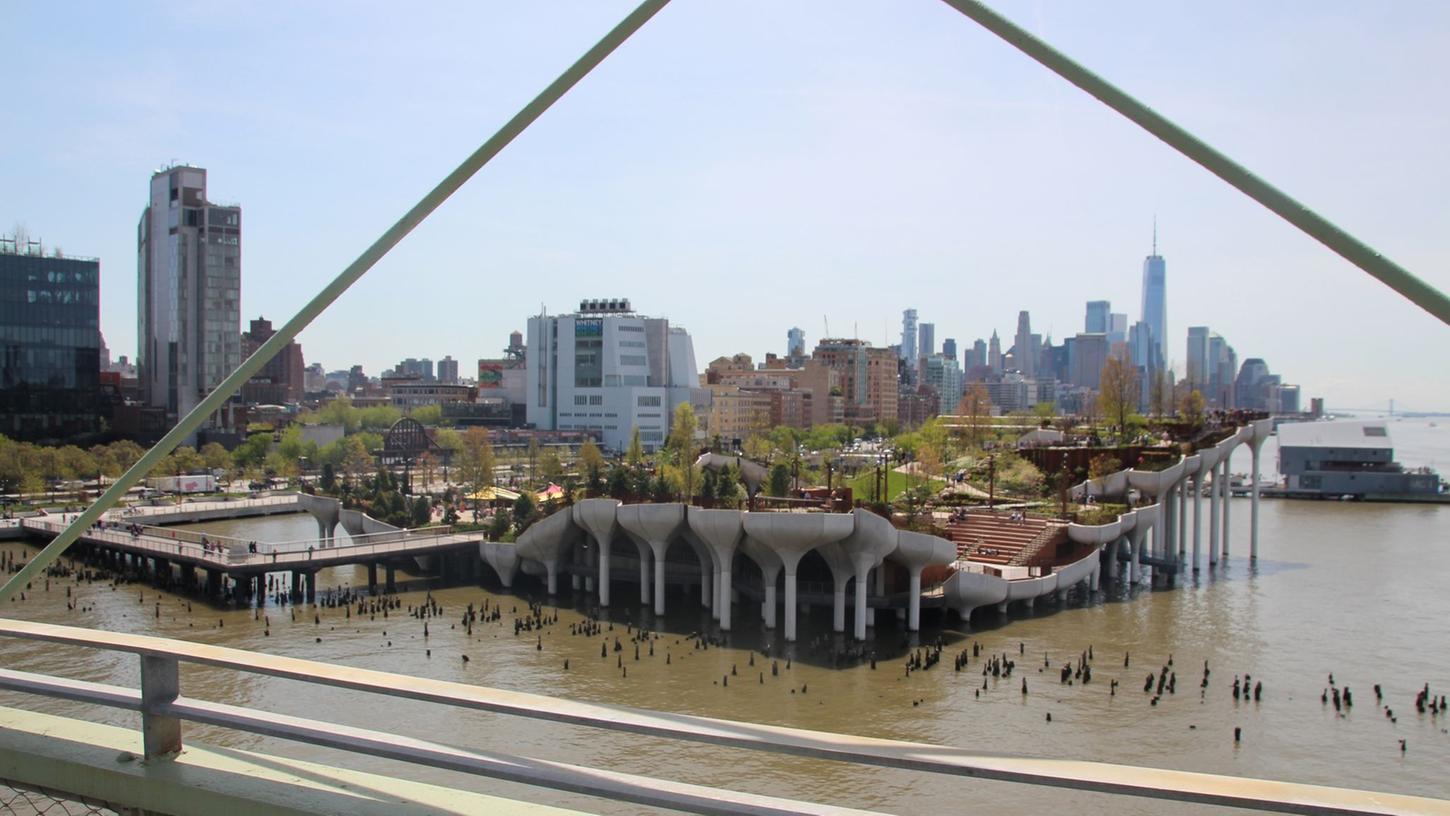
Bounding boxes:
[3,1,1448,410]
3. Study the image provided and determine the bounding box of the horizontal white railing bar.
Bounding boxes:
[1,620,1443,816]
[0,668,142,712]
[0,668,874,816]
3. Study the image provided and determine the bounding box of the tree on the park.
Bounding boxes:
[458,427,496,521]
[1180,389,1206,429]
[768,463,791,497]
[1098,352,1139,442]
[626,427,644,467]
[957,382,991,447]
[667,402,700,500]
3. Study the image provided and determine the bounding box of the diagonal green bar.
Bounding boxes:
[0,0,671,604]
[940,0,1450,326]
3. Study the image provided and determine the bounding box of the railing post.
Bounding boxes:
[140,654,181,759]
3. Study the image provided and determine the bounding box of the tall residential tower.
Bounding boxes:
[137,166,241,427]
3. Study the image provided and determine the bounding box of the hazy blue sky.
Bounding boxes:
[4,1,1448,410]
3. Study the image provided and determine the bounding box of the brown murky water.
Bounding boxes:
[3,419,1448,814]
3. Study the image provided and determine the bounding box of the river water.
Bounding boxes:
[2,417,1447,814]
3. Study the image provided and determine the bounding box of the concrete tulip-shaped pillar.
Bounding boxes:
[891,530,956,631]
[515,506,580,595]
[610,528,653,607]
[298,493,341,543]
[573,499,621,607]
[740,536,782,629]
[677,523,719,617]
[615,503,685,617]
[1177,473,1189,558]
[1248,420,1272,560]
[479,542,520,588]
[839,509,899,640]
[743,512,855,641]
[1195,447,1219,571]
[688,509,744,630]
[817,543,854,633]
[1207,457,1223,566]
[1219,456,1232,560]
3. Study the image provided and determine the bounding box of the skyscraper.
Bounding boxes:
[917,322,935,365]
[900,309,918,368]
[786,327,805,359]
[969,339,987,372]
[1186,326,1210,390]
[1108,313,1129,347]
[138,165,241,426]
[988,331,1002,374]
[1141,225,1167,366]
[921,354,963,416]
[942,337,957,361]
[1085,300,1110,334]
[437,355,459,385]
[1014,311,1035,379]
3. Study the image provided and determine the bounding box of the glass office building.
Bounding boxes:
[0,246,102,440]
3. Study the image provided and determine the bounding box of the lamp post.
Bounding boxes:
[988,453,997,510]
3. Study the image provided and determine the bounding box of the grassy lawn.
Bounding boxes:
[845,470,944,502]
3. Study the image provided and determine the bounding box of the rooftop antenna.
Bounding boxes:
[1152,215,1158,255]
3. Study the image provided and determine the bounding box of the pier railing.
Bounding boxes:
[0,619,1441,816]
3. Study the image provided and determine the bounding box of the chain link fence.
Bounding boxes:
[0,778,133,816]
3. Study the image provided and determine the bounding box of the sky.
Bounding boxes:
[3,1,1448,411]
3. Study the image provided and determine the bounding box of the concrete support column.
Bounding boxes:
[907,568,923,631]
[783,568,799,642]
[1089,563,1101,592]
[651,547,666,617]
[832,574,848,633]
[1250,443,1263,560]
[718,568,733,631]
[1107,537,1120,580]
[853,577,868,641]
[585,575,595,593]
[763,579,777,629]
[385,564,396,593]
[1221,459,1232,560]
[865,568,877,629]
[1163,486,1177,562]
[1127,530,1141,585]
[711,567,722,619]
[1178,480,1189,557]
[367,563,378,593]
[545,562,558,595]
[1208,464,1221,567]
[305,571,317,605]
[597,538,612,607]
[1191,473,1202,570]
[700,564,712,611]
[571,573,582,591]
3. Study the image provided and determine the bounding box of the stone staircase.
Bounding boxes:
[945,513,1053,566]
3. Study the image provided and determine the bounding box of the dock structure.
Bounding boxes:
[18,514,481,605]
